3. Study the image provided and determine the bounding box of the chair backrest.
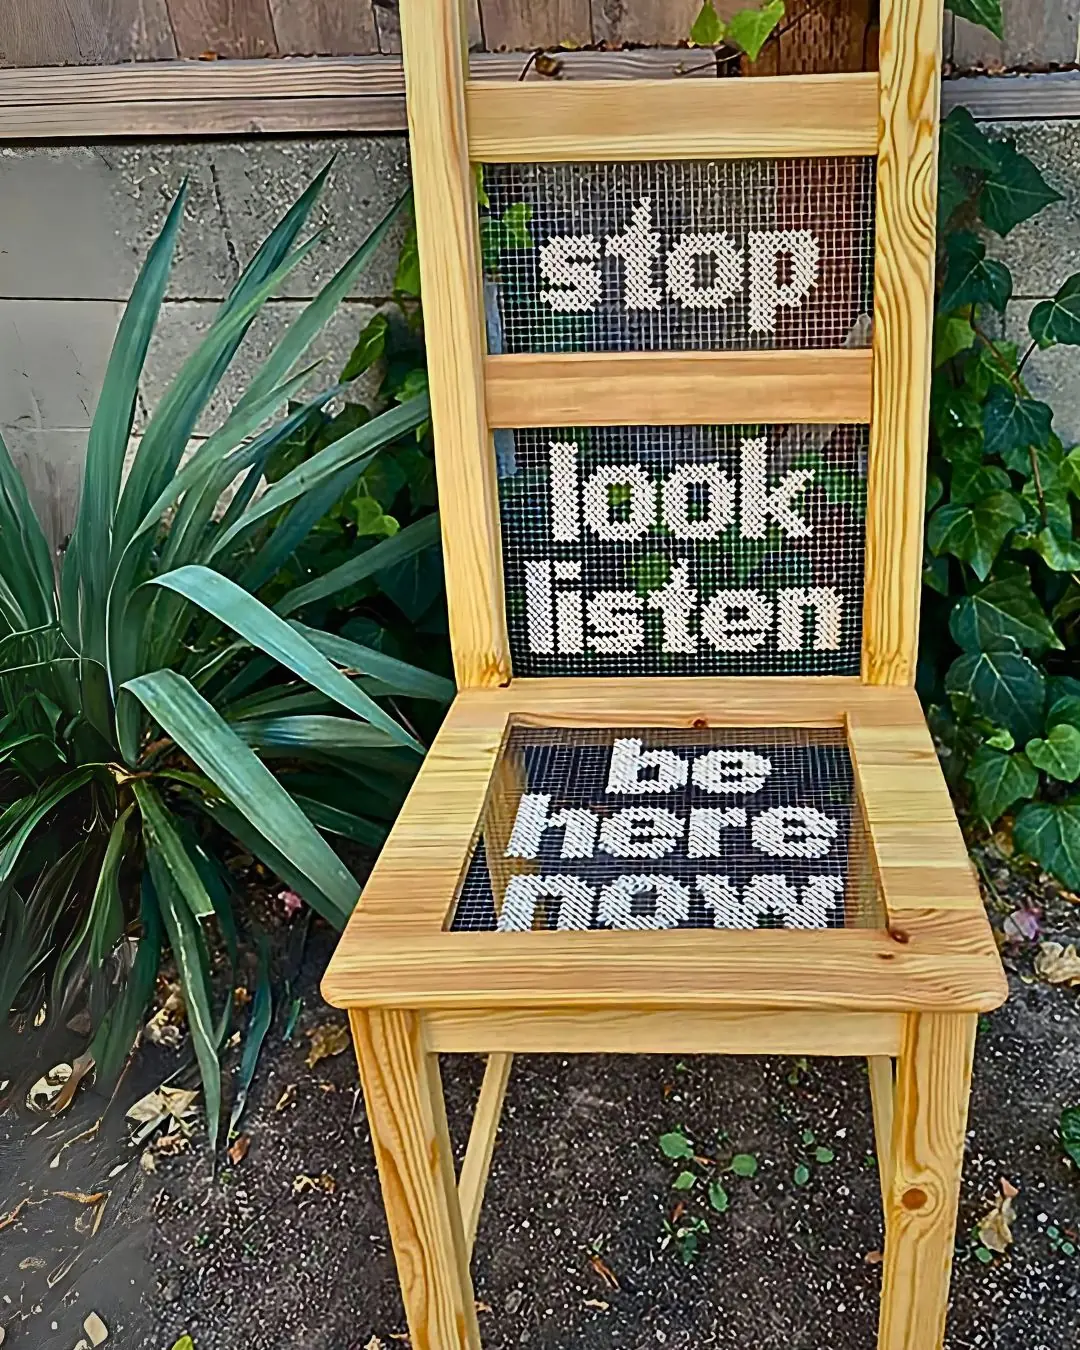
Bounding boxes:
[400,0,943,692]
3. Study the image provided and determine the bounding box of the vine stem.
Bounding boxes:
[1017,338,1039,377]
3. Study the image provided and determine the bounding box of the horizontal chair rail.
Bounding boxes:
[484,349,874,427]
[466,74,881,162]
[424,1008,904,1056]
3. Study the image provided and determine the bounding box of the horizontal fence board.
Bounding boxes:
[484,349,874,426]
[468,73,881,161]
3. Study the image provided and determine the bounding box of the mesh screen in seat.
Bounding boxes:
[481,157,876,354]
[449,726,883,934]
[497,423,867,678]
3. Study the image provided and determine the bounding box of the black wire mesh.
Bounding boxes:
[449,726,883,933]
[480,157,876,354]
[497,422,867,678]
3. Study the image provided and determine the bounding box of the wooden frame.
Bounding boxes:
[324,2,1005,1347]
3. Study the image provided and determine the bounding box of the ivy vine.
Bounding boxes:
[927,0,1080,890]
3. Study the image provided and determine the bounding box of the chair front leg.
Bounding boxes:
[877,1012,977,1350]
[350,1009,482,1350]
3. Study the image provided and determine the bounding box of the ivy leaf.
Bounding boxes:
[1025,724,1080,782]
[340,312,389,383]
[501,202,534,249]
[725,1,785,61]
[945,0,1003,39]
[1015,526,1080,572]
[393,221,421,296]
[1014,800,1080,890]
[924,550,951,595]
[982,384,1054,462]
[940,106,1001,174]
[1029,274,1080,348]
[948,572,1062,655]
[690,1,726,45]
[927,468,944,511]
[950,461,1012,505]
[938,164,973,232]
[934,313,977,367]
[927,492,1025,581]
[1048,695,1080,732]
[940,231,1012,312]
[979,139,1063,237]
[945,637,1046,743]
[1061,1106,1080,1169]
[965,746,1038,824]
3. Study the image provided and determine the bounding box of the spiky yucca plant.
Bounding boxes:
[0,168,450,1139]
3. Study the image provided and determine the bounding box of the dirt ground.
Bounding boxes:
[1,855,1078,1350]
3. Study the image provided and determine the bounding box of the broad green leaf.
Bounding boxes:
[275,511,441,616]
[938,163,972,231]
[1014,799,1080,889]
[150,565,421,753]
[690,1,725,45]
[1060,446,1080,497]
[730,1153,758,1178]
[939,231,1011,313]
[151,850,222,1148]
[939,105,1000,174]
[673,1170,697,1191]
[659,1130,693,1159]
[341,312,390,382]
[948,572,1062,655]
[293,624,454,702]
[982,384,1054,461]
[725,1,785,60]
[945,639,1045,743]
[949,460,1011,505]
[1048,695,1080,732]
[1029,273,1080,348]
[708,1180,730,1213]
[394,218,421,296]
[1025,724,1080,782]
[933,313,977,367]
[927,492,1025,580]
[121,669,359,925]
[1061,1106,1080,1169]
[1015,526,1080,572]
[979,138,1063,237]
[132,780,215,919]
[965,746,1038,824]
[229,937,272,1135]
[944,0,1003,39]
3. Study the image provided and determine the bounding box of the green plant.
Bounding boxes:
[926,19,1080,890]
[690,1,786,61]
[0,168,452,1145]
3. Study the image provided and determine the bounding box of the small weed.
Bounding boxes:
[660,1213,710,1265]
[656,1127,761,1263]
[787,1057,811,1086]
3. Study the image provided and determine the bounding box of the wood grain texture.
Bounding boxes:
[485,350,874,428]
[868,1054,896,1213]
[590,0,731,46]
[456,1051,513,1255]
[467,73,880,161]
[168,0,278,58]
[480,0,592,50]
[375,0,482,54]
[877,1013,977,1350]
[268,0,379,55]
[350,1009,481,1350]
[863,0,943,685]
[0,0,176,65]
[425,1008,904,1056]
[401,0,511,688]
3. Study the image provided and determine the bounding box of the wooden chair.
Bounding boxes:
[323,2,1007,1346]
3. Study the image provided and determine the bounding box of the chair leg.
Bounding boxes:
[867,1055,896,1214]
[350,1009,481,1350]
[877,1013,977,1350]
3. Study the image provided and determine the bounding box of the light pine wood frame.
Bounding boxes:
[325,3,1006,1347]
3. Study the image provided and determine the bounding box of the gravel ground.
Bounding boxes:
[1,855,1077,1350]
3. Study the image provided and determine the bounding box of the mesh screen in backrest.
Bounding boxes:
[449,725,883,933]
[497,423,867,678]
[481,157,876,354]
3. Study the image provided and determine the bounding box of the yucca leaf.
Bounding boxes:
[228,935,271,1136]
[0,768,95,888]
[132,781,215,919]
[0,430,57,631]
[231,714,399,753]
[275,512,440,616]
[50,804,132,1006]
[235,191,407,417]
[237,461,362,594]
[292,623,454,702]
[211,395,430,558]
[88,876,162,1085]
[120,669,358,924]
[148,566,423,753]
[292,795,388,849]
[150,848,222,1147]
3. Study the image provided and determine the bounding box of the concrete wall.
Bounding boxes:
[0,137,409,550]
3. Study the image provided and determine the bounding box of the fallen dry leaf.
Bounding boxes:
[18,1257,45,1270]
[293,1172,336,1195]
[274,1084,297,1112]
[474,1301,493,1314]
[228,1134,251,1165]
[863,1249,884,1265]
[27,1063,72,1112]
[583,1298,610,1311]
[154,1133,190,1157]
[1035,941,1080,987]
[53,1190,105,1206]
[127,1085,199,1126]
[363,1339,386,1350]
[587,1252,620,1290]
[83,1311,109,1345]
[977,1178,1018,1253]
[305,1021,350,1068]
[140,1151,157,1174]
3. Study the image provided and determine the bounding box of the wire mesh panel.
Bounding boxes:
[449,726,883,933]
[480,157,876,353]
[498,422,867,678]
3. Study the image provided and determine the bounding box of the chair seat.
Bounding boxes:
[321,677,1007,1016]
